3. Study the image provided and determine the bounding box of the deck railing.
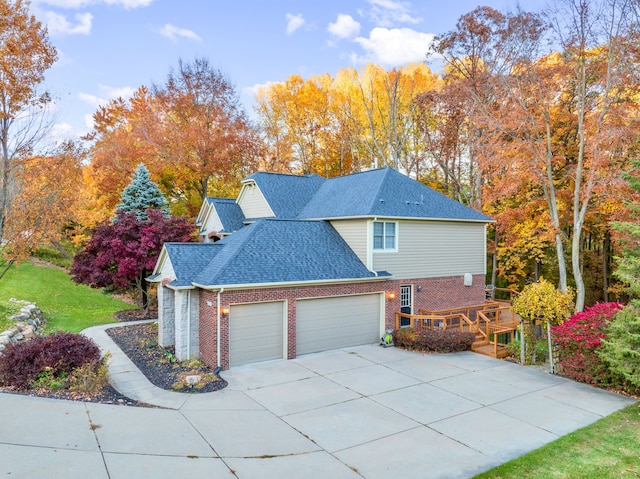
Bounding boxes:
[394,299,521,351]
[394,312,475,332]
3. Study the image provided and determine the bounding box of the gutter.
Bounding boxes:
[192,275,390,291]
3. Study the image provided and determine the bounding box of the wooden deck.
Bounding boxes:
[394,289,520,359]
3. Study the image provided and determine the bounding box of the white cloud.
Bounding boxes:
[44,11,92,35]
[352,27,435,66]
[34,0,152,9]
[84,112,97,131]
[78,92,104,108]
[243,83,267,98]
[50,122,81,142]
[99,84,136,99]
[159,24,202,42]
[78,84,135,108]
[285,13,304,35]
[104,0,153,8]
[362,0,421,27]
[328,14,361,39]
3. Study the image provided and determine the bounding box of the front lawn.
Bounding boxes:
[474,401,640,478]
[0,262,135,333]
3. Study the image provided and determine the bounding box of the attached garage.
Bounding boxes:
[229,301,285,367]
[296,293,383,355]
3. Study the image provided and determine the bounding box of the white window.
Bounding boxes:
[373,221,397,251]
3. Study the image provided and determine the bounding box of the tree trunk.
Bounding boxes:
[0,260,14,281]
[50,240,74,261]
[603,229,610,302]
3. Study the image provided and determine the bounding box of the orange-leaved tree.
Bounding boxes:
[0,0,57,272]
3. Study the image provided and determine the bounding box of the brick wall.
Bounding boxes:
[198,274,485,370]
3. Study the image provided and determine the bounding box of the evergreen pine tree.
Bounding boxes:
[116,164,169,220]
[598,157,640,393]
[613,158,640,297]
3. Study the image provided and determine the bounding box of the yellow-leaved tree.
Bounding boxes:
[512,278,574,370]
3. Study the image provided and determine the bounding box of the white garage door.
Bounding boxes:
[296,294,382,355]
[229,301,285,367]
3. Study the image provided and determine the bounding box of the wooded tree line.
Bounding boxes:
[2,0,640,311]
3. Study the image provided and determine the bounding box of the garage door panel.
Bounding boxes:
[296,294,382,355]
[230,301,284,367]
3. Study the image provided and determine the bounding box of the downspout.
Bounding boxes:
[216,288,225,369]
[186,290,191,358]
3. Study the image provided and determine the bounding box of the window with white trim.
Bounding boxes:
[373,221,397,251]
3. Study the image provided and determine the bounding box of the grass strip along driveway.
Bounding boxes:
[474,401,640,478]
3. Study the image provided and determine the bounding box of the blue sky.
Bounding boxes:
[29,0,546,143]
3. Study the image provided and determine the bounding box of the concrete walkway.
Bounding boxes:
[1,322,635,479]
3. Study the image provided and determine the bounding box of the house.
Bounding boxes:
[150,167,493,370]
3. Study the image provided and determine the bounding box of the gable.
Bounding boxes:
[236,181,275,219]
[155,243,222,288]
[241,172,325,219]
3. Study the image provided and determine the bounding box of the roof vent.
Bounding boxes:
[405,201,410,205]
[379,198,384,203]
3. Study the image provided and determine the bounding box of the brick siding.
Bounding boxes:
[198,274,485,370]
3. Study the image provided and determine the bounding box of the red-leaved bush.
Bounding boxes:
[0,333,101,390]
[393,328,475,353]
[552,302,623,385]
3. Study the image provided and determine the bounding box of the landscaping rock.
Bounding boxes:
[0,300,47,356]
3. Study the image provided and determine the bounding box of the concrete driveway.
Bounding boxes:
[0,325,635,479]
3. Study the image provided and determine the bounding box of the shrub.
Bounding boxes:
[552,302,623,386]
[598,302,640,393]
[393,328,475,353]
[392,327,418,348]
[0,332,101,390]
[68,353,111,395]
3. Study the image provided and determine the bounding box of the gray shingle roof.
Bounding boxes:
[192,218,387,287]
[244,172,326,219]
[297,167,491,222]
[210,198,245,233]
[163,243,222,287]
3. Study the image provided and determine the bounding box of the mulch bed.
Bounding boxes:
[0,311,226,406]
[107,322,227,394]
[0,382,144,406]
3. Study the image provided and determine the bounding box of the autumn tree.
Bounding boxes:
[255,63,438,177]
[71,209,194,311]
[2,141,84,273]
[85,87,160,222]
[513,278,575,368]
[551,0,640,311]
[72,168,194,310]
[86,58,262,219]
[0,0,57,265]
[152,58,262,210]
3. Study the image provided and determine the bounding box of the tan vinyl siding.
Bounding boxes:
[237,183,274,219]
[330,219,368,265]
[373,220,485,279]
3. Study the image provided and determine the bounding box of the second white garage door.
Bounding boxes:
[229,301,285,367]
[296,293,382,355]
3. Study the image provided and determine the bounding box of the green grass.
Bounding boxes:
[0,262,135,333]
[474,402,640,478]
[0,301,20,332]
